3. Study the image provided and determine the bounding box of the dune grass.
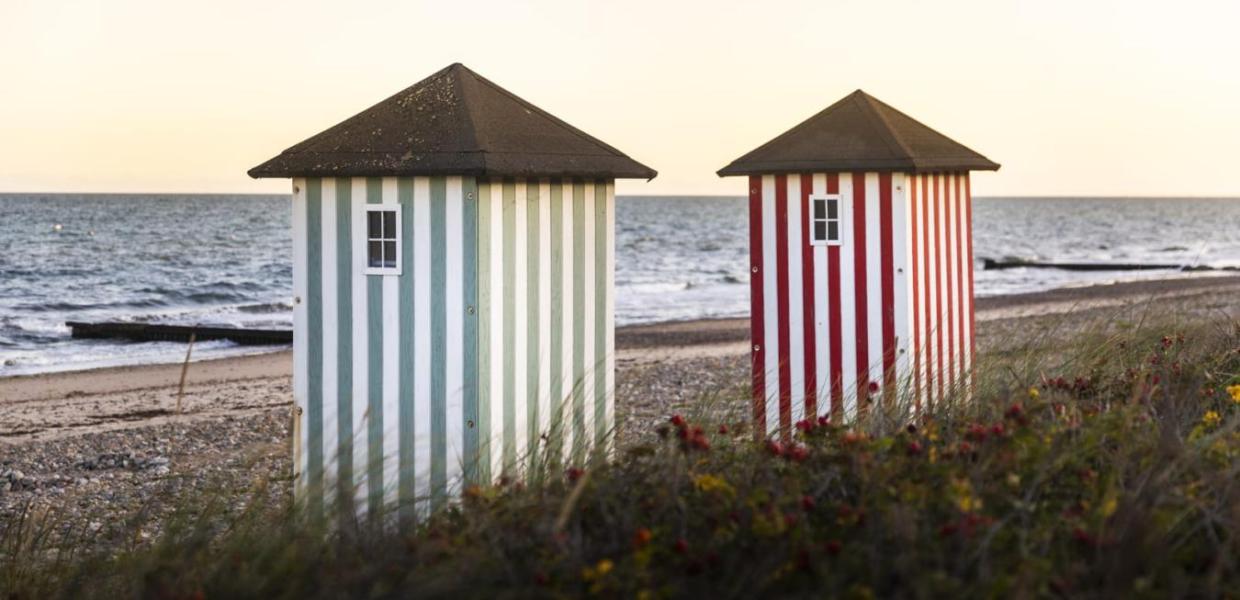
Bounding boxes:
[2,313,1239,599]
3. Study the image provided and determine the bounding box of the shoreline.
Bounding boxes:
[5,273,1240,401]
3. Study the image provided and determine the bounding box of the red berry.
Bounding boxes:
[633,527,653,548]
[717,424,729,435]
[906,441,923,456]
[868,381,880,394]
[565,467,584,482]
[670,414,686,428]
[801,495,816,511]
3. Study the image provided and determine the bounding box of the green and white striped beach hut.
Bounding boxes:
[249,63,656,519]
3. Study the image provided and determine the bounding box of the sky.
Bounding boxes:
[2,0,1238,197]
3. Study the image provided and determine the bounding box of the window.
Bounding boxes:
[364,205,402,275]
[809,194,842,246]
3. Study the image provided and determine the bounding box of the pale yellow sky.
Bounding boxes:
[2,0,1238,197]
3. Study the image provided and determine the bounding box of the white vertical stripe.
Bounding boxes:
[513,180,529,467]
[581,181,597,444]
[445,176,464,496]
[412,176,433,515]
[785,176,806,425]
[320,178,339,508]
[380,178,400,510]
[890,174,911,398]
[487,181,505,479]
[760,175,779,435]
[560,181,575,461]
[291,178,309,495]
[864,173,883,393]
[603,182,617,454]
[811,173,830,416]
[538,180,553,448]
[349,177,369,516]
[838,174,857,419]
[916,176,929,403]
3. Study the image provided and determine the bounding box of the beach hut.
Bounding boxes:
[717,90,998,437]
[249,63,656,518]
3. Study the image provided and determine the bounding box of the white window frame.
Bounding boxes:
[363,204,403,276]
[808,193,844,247]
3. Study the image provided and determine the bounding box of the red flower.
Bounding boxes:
[633,527,653,548]
[718,424,729,435]
[868,381,880,394]
[795,418,814,433]
[906,441,923,456]
[670,414,686,428]
[786,444,810,462]
[989,423,1005,438]
[966,423,988,442]
[1005,403,1023,419]
[766,440,785,457]
[958,441,974,455]
[817,415,831,427]
[565,467,584,482]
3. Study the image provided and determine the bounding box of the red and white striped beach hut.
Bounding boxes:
[717,90,999,436]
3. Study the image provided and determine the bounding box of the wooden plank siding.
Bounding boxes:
[290,176,615,518]
[748,172,975,439]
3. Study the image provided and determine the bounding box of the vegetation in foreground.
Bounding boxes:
[3,316,1239,599]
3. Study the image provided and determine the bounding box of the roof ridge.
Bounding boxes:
[852,90,914,161]
[459,64,628,159]
[450,64,484,154]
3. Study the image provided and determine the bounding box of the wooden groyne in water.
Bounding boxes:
[66,322,292,345]
[981,259,1239,272]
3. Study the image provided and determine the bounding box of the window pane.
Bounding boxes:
[383,242,397,268]
[814,199,826,219]
[368,211,382,239]
[368,241,382,267]
[828,222,839,241]
[814,221,827,241]
[827,199,838,219]
[383,211,397,239]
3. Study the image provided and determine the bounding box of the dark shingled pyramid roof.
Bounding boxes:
[717,90,999,176]
[250,63,656,180]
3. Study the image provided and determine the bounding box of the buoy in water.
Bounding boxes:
[52,224,63,232]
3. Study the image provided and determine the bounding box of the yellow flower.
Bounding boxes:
[693,473,735,497]
[1028,386,1040,400]
[1227,384,1240,404]
[582,558,614,582]
[950,477,983,513]
[1203,410,1222,428]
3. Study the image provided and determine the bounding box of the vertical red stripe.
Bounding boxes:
[879,173,896,404]
[910,174,921,411]
[944,175,955,394]
[851,172,869,409]
[799,174,817,418]
[933,174,944,404]
[965,174,976,383]
[826,174,843,419]
[774,175,792,439]
[954,174,966,386]
[748,176,765,436]
[921,174,932,407]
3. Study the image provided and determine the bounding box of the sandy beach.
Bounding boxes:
[3,274,1240,525]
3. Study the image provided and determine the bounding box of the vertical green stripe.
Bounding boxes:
[306,178,324,515]
[594,182,609,446]
[476,181,492,483]
[429,176,448,508]
[548,182,564,461]
[502,180,517,470]
[397,177,415,521]
[366,177,384,518]
[526,181,541,471]
[461,177,480,486]
[335,178,353,514]
[571,181,586,461]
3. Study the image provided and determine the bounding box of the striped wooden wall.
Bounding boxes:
[291,176,615,520]
[748,172,973,437]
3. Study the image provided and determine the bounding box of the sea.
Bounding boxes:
[2,194,1239,377]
